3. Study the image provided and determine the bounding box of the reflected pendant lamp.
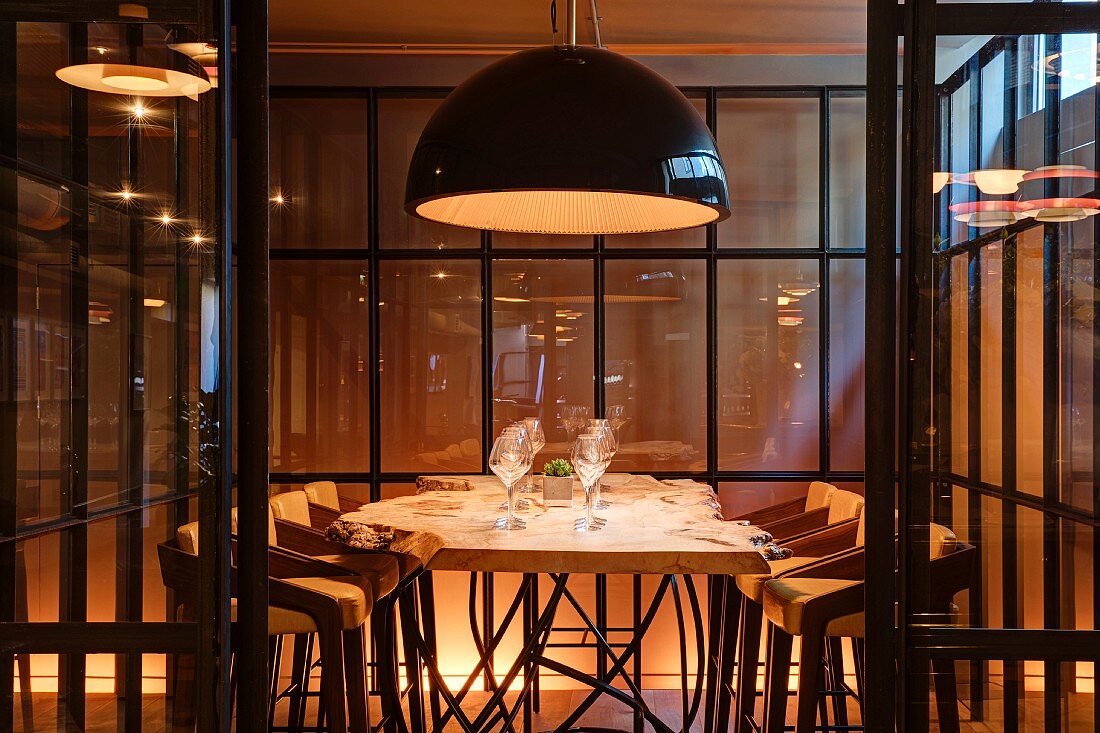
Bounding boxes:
[404,11,729,235]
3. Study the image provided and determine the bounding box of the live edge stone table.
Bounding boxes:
[340,473,767,733]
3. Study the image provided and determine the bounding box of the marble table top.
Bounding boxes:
[340,474,769,575]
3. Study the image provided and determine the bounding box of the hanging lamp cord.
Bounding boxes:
[550,0,558,46]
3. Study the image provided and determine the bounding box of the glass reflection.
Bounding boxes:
[379,260,482,471]
[271,260,371,473]
[377,98,479,250]
[271,98,369,249]
[604,259,706,472]
[717,96,820,248]
[828,259,864,471]
[492,259,595,462]
[717,259,820,471]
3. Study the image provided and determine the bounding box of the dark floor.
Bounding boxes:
[13,683,1094,731]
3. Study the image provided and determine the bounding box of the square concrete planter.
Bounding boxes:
[542,475,575,507]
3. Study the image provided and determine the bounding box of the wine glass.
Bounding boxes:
[605,404,627,433]
[517,417,545,493]
[498,425,532,510]
[584,420,617,509]
[489,433,532,530]
[572,434,609,532]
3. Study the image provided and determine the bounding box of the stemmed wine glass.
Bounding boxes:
[561,404,590,442]
[497,425,532,510]
[489,432,533,530]
[572,433,610,532]
[517,417,545,493]
[584,419,618,509]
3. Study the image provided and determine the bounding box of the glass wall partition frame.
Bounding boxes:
[268,86,874,501]
[889,3,1100,731]
[0,2,236,730]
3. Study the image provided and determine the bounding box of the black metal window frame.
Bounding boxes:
[881,3,1100,732]
[267,84,877,500]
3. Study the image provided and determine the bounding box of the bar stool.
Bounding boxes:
[719,492,865,733]
[759,523,975,733]
[707,482,842,733]
[272,487,427,733]
[159,519,383,732]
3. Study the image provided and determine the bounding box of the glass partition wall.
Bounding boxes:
[891,4,1100,732]
[0,3,237,730]
[268,88,879,508]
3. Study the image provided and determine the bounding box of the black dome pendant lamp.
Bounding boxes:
[404,1,730,236]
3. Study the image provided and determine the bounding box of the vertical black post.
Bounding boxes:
[999,38,1020,731]
[118,24,147,730]
[0,20,19,733]
[237,0,272,728]
[1000,234,1020,733]
[195,0,235,726]
[1041,34,1063,732]
[56,21,90,730]
[864,1,899,730]
[367,90,381,503]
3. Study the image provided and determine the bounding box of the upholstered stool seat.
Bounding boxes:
[734,556,821,604]
[314,553,400,598]
[762,578,862,636]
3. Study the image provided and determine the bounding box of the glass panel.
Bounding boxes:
[1016,229,1043,497]
[377,98,480,250]
[379,260,482,472]
[270,98,369,249]
[829,95,866,249]
[949,254,969,477]
[491,259,594,462]
[492,232,593,250]
[1061,218,1096,511]
[271,260,371,473]
[717,259,821,471]
[716,480,814,519]
[380,482,417,500]
[17,23,70,177]
[980,244,1002,486]
[604,259,706,472]
[828,259,864,471]
[717,96,820,248]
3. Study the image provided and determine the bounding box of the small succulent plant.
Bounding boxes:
[543,458,573,477]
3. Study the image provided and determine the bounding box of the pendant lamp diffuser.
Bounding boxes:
[405,46,730,235]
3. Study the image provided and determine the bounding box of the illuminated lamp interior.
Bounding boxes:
[414,190,721,236]
[933,172,951,193]
[55,63,212,98]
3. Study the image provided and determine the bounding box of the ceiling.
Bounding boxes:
[269,0,869,54]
